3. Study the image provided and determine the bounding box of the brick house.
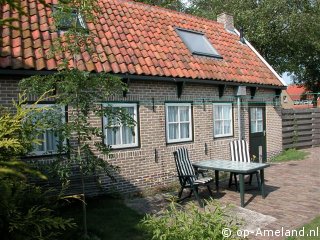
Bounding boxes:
[282,85,320,109]
[0,0,286,194]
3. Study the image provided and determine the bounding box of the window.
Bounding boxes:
[103,103,138,149]
[52,6,87,31]
[176,28,222,58]
[29,104,66,156]
[250,107,263,133]
[213,103,233,138]
[166,103,192,143]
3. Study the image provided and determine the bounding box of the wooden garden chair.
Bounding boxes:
[173,147,213,207]
[229,140,261,191]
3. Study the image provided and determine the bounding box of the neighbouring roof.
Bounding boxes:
[0,0,284,87]
[286,85,308,101]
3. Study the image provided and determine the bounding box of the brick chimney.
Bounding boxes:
[217,13,234,32]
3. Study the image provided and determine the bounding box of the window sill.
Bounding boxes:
[109,145,140,151]
[213,134,234,139]
[22,152,67,159]
[166,139,193,145]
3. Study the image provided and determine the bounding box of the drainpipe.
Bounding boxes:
[237,96,241,140]
[236,86,246,140]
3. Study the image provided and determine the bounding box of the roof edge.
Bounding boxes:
[234,29,287,87]
[0,69,286,89]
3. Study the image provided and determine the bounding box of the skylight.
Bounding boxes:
[176,28,222,59]
[52,6,87,31]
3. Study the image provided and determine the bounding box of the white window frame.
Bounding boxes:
[165,103,192,143]
[250,107,263,133]
[103,103,139,149]
[28,104,66,156]
[213,103,233,138]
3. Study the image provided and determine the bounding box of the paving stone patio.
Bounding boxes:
[125,147,320,239]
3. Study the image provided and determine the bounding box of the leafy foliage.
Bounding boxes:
[19,69,133,183]
[140,200,241,240]
[187,0,320,101]
[136,0,186,11]
[19,1,136,238]
[0,92,56,179]
[0,179,76,240]
[270,148,309,162]
[0,94,76,240]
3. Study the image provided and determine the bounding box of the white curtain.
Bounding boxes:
[168,106,190,140]
[45,130,57,152]
[122,107,134,144]
[168,106,179,140]
[214,105,232,136]
[179,106,189,138]
[107,106,135,145]
[34,133,45,152]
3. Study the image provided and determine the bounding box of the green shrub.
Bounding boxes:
[0,94,76,240]
[270,148,309,162]
[140,200,241,240]
[0,179,76,240]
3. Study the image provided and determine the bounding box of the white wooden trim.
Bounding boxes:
[165,103,192,143]
[213,103,233,138]
[27,104,66,156]
[102,103,139,149]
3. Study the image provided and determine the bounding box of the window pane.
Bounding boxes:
[224,120,231,135]
[251,120,257,133]
[122,126,134,144]
[257,120,263,132]
[46,130,57,152]
[179,106,189,121]
[215,106,223,119]
[250,108,256,121]
[214,120,222,136]
[169,123,179,140]
[223,105,231,120]
[180,123,190,139]
[168,106,178,122]
[177,29,221,57]
[107,127,120,145]
[256,108,263,120]
[34,133,45,151]
[124,107,134,117]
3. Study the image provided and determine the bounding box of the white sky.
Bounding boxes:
[282,72,293,85]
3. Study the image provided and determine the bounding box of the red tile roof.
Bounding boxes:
[286,85,307,101]
[0,0,283,86]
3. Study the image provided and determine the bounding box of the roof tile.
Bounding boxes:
[0,0,283,87]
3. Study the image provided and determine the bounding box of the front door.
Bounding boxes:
[249,104,267,162]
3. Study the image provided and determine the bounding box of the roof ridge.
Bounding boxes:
[115,0,222,28]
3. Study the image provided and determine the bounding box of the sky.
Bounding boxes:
[282,72,293,85]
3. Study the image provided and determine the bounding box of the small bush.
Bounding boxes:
[0,179,76,240]
[270,148,309,162]
[140,199,241,240]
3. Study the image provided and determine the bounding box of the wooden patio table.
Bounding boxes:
[192,159,270,207]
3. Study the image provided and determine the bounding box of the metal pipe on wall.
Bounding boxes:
[237,96,241,141]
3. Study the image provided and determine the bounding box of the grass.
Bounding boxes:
[287,216,320,239]
[60,195,148,240]
[270,148,309,163]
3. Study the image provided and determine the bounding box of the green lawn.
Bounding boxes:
[271,148,309,162]
[60,196,148,240]
[287,216,320,240]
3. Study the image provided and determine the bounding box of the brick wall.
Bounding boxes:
[0,78,283,194]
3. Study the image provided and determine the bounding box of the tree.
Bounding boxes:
[135,0,186,11]
[0,93,76,240]
[187,0,320,106]
[18,0,135,238]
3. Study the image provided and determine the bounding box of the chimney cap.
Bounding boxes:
[217,12,234,32]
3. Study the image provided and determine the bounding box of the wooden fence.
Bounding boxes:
[282,108,320,149]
